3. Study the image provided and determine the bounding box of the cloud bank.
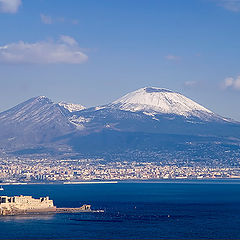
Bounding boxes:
[0,0,21,13]
[0,36,88,64]
[223,76,240,90]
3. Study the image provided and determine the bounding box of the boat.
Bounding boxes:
[0,187,3,191]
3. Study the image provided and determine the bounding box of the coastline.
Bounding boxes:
[2,178,240,186]
[0,181,118,186]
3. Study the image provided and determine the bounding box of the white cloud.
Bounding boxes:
[40,14,53,24]
[223,77,234,87]
[0,0,21,13]
[0,36,88,64]
[60,35,77,46]
[217,0,240,12]
[223,76,240,90]
[165,55,181,61]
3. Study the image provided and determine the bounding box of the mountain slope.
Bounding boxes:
[0,96,75,146]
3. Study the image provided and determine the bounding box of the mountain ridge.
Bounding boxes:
[0,87,240,160]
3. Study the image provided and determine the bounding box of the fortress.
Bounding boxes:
[0,195,56,215]
[0,195,94,216]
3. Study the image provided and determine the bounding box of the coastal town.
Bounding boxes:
[1,156,240,183]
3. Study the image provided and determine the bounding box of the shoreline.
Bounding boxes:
[0,181,118,186]
[2,178,240,185]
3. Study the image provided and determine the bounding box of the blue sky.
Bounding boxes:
[0,0,240,120]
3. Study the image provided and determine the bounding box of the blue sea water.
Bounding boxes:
[1,180,240,239]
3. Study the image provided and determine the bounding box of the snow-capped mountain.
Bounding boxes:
[0,87,239,155]
[70,87,234,135]
[58,102,85,113]
[108,87,226,121]
[66,88,240,159]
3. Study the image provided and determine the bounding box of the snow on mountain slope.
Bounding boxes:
[0,96,76,144]
[0,96,65,124]
[109,87,224,121]
[58,102,85,112]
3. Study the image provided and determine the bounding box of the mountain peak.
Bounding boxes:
[110,87,216,119]
[0,95,75,144]
[142,87,174,94]
[32,96,53,104]
[37,95,48,99]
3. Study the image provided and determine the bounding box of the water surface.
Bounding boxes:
[1,181,240,239]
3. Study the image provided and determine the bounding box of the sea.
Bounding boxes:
[1,180,240,239]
